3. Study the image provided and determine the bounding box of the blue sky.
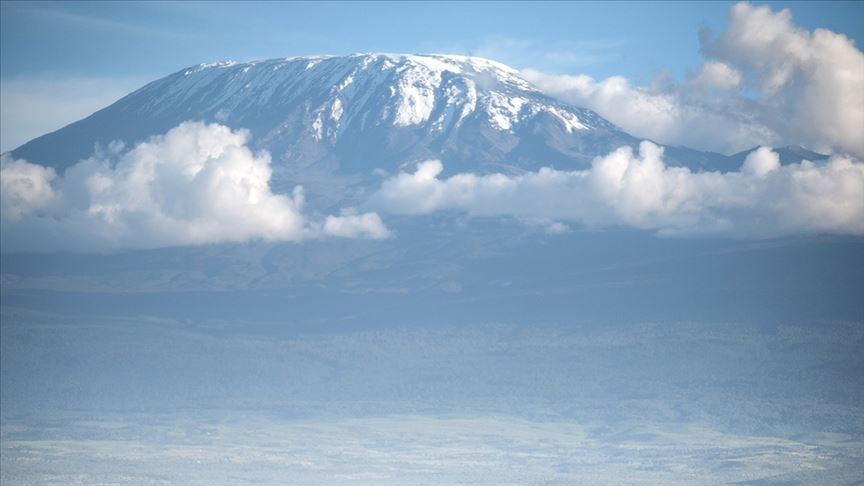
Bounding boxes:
[3,1,862,81]
[1,1,862,151]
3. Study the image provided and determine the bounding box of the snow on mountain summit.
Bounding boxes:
[136,53,611,140]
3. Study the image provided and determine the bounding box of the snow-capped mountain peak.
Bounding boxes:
[136,53,610,140]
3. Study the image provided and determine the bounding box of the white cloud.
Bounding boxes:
[689,61,742,90]
[522,2,864,157]
[320,209,391,240]
[370,142,864,238]
[741,146,780,177]
[0,122,389,251]
[701,2,864,157]
[0,156,57,221]
[521,69,776,155]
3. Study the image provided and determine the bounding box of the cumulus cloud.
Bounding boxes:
[689,61,742,90]
[701,2,864,156]
[0,156,57,221]
[370,142,864,238]
[320,209,391,240]
[522,69,774,154]
[741,146,780,177]
[522,2,864,157]
[0,122,389,251]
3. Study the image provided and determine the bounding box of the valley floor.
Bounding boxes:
[3,411,863,485]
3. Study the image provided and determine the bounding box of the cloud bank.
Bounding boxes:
[0,122,389,251]
[522,2,864,157]
[371,143,864,238]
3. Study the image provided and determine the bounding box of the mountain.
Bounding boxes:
[12,54,633,177]
[729,144,829,167]
[9,53,746,210]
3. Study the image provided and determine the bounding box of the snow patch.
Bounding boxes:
[331,98,343,123]
[130,54,603,140]
[545,106,587,133]
[485,93,528,131]
[312,115,323,141]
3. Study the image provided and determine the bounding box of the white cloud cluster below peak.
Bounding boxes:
[0,122,389,251]
[522,2,864,157]
[370,142,864,238]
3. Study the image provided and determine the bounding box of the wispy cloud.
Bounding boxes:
[473,37,624,71]
[13,4,200,40]
[422,36,624,72]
